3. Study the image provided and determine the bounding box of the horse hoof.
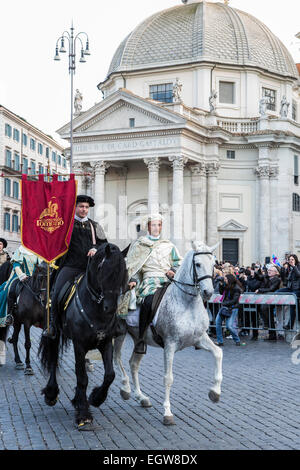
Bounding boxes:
[141,399,152,408]
[77,420,94,431]
[15,363,24,370]
[120,390,131,401]
[8,337,13,344]
[44,396,58,407]
[163,415,175,426]
[86,363,94,372]
[208,390,220,403]
[24,367,34,375]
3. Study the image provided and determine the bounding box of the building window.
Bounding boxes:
[226,150,236,160]
[5,124,12,137]
[63,158,66,168]
[5,149,12,168]
[292,101,297,121]
[293,193,300,212]
[219,81,235,104]
[38,143,43,155]
[13,128,20,142]
[149,83,173,103]
[4,178,11,197]
[46,147,49,158]
[52,151,56,163]
[30,161,36,175]
[12,214,18,233]
[30,138,36,151]
[13,181,19,199]
[22,133,27,146]
[14,153,20,171]
[22,157,28,174]
[295,156,299,186]
[262,88,276,112]
[129,118,135,128]
[38,164,44,175]
[4,213,10,231]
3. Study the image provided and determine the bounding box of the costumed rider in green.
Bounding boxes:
[118,214,182,354]
[0,245,43,328]
[43,194,107,339]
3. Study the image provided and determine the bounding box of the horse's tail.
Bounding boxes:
[38,332,61,373]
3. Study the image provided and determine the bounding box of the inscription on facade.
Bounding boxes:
[74,137,178,155]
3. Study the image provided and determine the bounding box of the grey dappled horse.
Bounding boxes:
[114,241,223,425]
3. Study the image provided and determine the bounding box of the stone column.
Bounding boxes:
[255,165,271,263]
[190,163,207,242]
[169,156,188,253]
[269,165,279,257]
[73,162,83,195]
[93,161,110,224]
[206,162,220,248]
[144,157,160,214]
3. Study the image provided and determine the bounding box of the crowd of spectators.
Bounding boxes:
[209,254,300,345]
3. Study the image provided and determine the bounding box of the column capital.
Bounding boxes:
[206,162,220,176]
[255,165,270,178]
[190,162,206,177]
[169,156,188,171]
[92,161,110,176]
[269,165,279,179]
[144,157,160,172]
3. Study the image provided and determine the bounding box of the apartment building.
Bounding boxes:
[0,105,68,253]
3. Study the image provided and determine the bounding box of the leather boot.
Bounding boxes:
[42,311,56,339]
[134,297,152,354]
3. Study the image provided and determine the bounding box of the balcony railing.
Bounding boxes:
[217,118,259,134]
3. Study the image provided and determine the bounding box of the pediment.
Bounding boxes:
[57,89,186,138]
[218,219,248,232]
[75,100,173,133]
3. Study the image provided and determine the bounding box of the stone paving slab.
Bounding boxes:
[0,327,299,450]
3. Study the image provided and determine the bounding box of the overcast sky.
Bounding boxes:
[1,0,300,146]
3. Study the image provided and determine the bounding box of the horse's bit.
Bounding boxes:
[168,251,214,297]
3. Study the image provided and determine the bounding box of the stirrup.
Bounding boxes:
[134,340,147,355]
[5,314,14,326]
[42,325,56,339]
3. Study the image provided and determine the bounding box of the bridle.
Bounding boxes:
[168,251,214,297]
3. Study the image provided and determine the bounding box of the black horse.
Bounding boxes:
[39,243,128,430]
[7,263,48,374]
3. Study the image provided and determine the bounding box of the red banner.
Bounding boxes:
[21,174,77,263]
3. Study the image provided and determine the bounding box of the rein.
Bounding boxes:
[168,251,213,297]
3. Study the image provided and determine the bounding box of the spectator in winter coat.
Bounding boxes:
[257,265,282,341]
[276,255,300,330]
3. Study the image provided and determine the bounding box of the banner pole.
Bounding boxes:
[46,263,50,332]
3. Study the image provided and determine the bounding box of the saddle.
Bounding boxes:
[57,274,84,313]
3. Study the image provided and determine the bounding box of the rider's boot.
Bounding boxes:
[42,310,56,339]
[134,297,152,354]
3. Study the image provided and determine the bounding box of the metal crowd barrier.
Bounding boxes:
[207,292,299,334]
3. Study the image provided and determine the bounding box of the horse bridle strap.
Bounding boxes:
[168,250,213,297]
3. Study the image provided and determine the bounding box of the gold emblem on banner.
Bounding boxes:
[37,198,64,233]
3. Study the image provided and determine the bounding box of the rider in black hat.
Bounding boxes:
[43,195,107,338]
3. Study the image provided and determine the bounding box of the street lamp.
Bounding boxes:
[54,24,91,173]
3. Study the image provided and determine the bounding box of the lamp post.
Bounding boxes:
[54,24,91,173]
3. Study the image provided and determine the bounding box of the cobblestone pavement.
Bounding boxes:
[0,327,300,451]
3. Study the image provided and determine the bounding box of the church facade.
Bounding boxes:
[57,0,300,265]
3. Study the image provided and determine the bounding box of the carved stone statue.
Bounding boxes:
[172,78,183,103]
[259,96,268,118]
[209,90,218,114]
[74,89,83,114]
[280,96,290,119]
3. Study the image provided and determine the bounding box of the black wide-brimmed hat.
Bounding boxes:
[76,195,95,207]
[0,238,7,248]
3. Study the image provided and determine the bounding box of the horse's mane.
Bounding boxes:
[90,243,128,292]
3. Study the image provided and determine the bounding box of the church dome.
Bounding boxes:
[107,1,298,80]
